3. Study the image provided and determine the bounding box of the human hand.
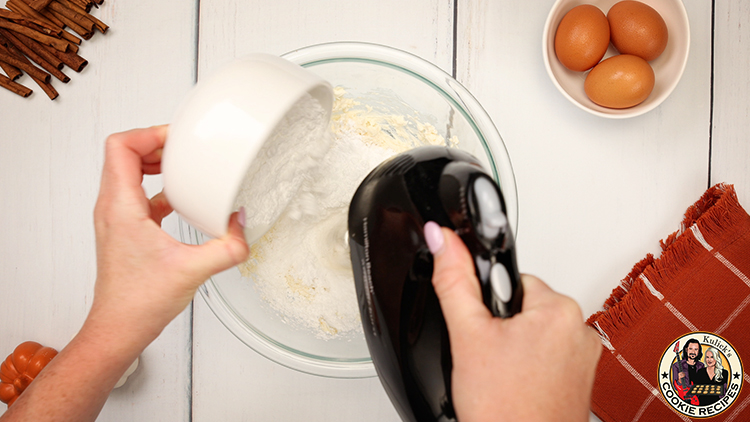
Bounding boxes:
[88,125,249,352]
[424,222,602,422]
[0,126,250,422]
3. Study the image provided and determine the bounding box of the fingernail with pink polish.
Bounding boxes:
[238,207,246,228]
[424,221,444,254]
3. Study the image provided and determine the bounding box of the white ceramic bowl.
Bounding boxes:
[543,0,690,118]
[162,54,333,239]
[180,42,518,378]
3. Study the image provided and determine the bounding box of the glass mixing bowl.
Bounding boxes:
[181,41,518,378]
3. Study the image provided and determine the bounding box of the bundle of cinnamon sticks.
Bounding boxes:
[0,0,108,100]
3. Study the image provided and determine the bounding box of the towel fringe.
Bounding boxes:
[644,231,705,293]
[588,277,662,345]
[603,255,655,310]
[661,183,738,250]
[586,184,744,347]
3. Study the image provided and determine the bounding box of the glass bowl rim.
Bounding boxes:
[192,41,519,379]
[283,41,518,233]
[185,219,377,378]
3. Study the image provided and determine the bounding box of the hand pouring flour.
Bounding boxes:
[163,54,459,341]
[162,54,334,242]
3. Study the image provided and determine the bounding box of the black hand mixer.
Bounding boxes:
[348,146,523,422]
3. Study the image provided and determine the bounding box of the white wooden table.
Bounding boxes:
[0,0,747,420]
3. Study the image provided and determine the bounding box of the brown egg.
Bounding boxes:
[608,1,668,61]
[555,5,610,71]
[584,54,655,108]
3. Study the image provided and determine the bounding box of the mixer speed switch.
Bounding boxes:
[472,176,508,241]
[490,262,513,304]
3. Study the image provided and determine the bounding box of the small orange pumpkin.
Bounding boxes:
[0,341,58,407]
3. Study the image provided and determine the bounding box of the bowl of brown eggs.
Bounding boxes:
[542,0,690,118]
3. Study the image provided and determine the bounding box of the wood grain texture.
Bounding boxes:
[196,0,455,76]
[711,1,750,207]
[455,0,712,321]
[0,0,197,420]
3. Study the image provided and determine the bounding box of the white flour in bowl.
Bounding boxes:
[233,92,332,244]
[236,87,457,339]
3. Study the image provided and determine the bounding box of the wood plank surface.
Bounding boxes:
[0,0,198,420]
[197,0,455,76]
[711,1,750,204]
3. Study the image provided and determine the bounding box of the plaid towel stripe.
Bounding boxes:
[587,184,750,422]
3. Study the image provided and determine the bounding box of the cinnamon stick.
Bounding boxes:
[28,71,57,99]
[63,35,78,53]
[0,35,57,99]
[13,30,64,69]
[68,0,92,12]
[46,8,92,40]
[64,32,81,48]
[6,0,82,46]
[0,45,50,83]
[0,16,69,51]
[41,42,86,72]
[86,9,106,33]
[0,31,17,52]
[38,8,66,30]
[29,0,53,11]
[56,0,106,33]
[48,1,94,33]
[0,60,22,80]
[0,0,107,100]
[56,0,85,14]
[0,29,68,82]
[0,72,32,97]
[0,9,61,36]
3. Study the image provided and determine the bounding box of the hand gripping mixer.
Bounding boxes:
[348,146,523,422]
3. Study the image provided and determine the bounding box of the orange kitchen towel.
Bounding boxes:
[587,184,750,422]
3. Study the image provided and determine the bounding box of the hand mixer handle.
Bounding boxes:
[439,161,523,318]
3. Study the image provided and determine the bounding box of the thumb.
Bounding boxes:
[184,210,250,282]
[425,221,492,335]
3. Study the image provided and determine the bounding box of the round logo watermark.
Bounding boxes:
[658,332,743,418]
